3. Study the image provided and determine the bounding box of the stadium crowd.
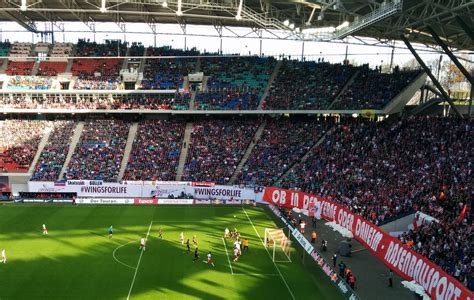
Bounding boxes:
[65,119,130,182]
[333,66,422,109]
[31,121,76,181]
[123,120,185,181]
[183,119,259,184]
[141,46,197,90]
[277,116,472,289]
[240,118,332,186]
[0,120,47,172]
[8,76,53,90]
[194,91,259,110]
[264,61,356,110]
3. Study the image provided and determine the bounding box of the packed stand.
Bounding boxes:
[111,93,190,110]
[31,121,76,181]
[123,120,185,181]
[0,41,11,57]
[65,119,130,181]
[72,40,125,90]
[37,61,68,76]
[0,95,109,110]
[0,120,48,172]
[239,118,331,186]
[264,60,356,110]
[332,66,422,110]
[141,46,197,90]
[279,117,472,289]
[183,120,259,184]
[7,76,52,90]
[194,91,259,110]
[201,56,276,92]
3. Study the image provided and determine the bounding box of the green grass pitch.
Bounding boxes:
[0,204,343,299]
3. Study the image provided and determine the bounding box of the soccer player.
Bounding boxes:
[43,224,48,235]
[224,227,229,238]
[140,237,146,251]
[192,235,197,246]
[1,249,5,263]
[233,247,239,262]
[192,247,199,262]
[243,239,249,250]
[180,232,184,245]
[186,239,191,254]
[108,225,113,239]
[204,251,215,267]
[158,228,163,239]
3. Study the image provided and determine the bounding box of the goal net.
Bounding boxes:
[264,228,292,262]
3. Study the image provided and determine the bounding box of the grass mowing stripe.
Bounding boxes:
[127,220,153,300]
[221,237,234,275]
[242,207,296,300]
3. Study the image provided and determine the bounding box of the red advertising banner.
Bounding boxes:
[262,187,473,300]
[134,198,159,205]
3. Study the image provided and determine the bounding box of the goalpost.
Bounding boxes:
[264,228,292,262]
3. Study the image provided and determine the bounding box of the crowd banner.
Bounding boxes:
[28,181,259,201]
[263,187,473,300]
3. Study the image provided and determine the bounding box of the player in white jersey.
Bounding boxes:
[204,251,215,267]
[233,247,240,262]
[43,224,48,235]
[224,227,229,238]
[1,249,6,263]
[180,232,184,245]
[139,238,146,251]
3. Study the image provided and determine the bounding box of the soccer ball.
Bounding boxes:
[234,215,236,218]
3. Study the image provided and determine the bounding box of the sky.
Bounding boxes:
[0,21,472,72]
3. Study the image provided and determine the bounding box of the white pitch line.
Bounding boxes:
[221,237,234,275]
[233,273,280,276]
[127,221,153,300]
[113,241,138,270]
[242,207,296,300]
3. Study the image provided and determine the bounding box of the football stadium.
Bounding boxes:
[0,1,472,299]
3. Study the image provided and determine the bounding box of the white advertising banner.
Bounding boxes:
[27,181,258,201]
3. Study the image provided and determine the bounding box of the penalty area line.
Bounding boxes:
[127,220,153,300]
[242,207,296,300]
[221,237,234,275]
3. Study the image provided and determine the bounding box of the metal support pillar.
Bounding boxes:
[428,26,472,85]
[401,35,463,118]
[301,40,305,61]
[455,16,474,41]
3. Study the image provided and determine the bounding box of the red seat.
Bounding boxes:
[6,61,35,76]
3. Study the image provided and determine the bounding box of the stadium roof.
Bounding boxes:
[0,0,473,51]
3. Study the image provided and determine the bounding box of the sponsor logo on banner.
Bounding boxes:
[67,180,86,185]
[134,198,158,205]
[192,182,215,187]
[291,228,314,255]
[157,199,194,205]
[263,188,473,300]
[78,198,132,205]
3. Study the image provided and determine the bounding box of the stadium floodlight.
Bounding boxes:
[302,26,335,34]
[100,0,106,13]
[336,21,349,30]
[162,1,168,8]
[283,19,290,27]
[20,0,27,11]
[294,27,300,33]
[235,0,243,20]
[289,23,295,30]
